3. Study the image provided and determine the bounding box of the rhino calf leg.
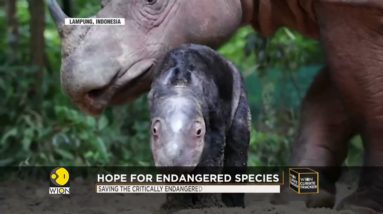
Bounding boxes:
[161,194,194,211]
[274,67,356,208]
[161,193,223,212]
[222,87,250,207]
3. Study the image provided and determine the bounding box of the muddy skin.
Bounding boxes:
[314,4,383,212]
[251,2,383,211]
[148,44,251,212]
[272,67,357,208]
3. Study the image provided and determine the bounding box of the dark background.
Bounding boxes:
[0,0,363,166]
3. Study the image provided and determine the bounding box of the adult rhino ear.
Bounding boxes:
[101,0,112,8]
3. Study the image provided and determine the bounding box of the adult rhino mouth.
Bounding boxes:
[48,0,156,116]
[76,60,154,116]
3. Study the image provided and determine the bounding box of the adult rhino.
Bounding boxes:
[49,0,383,212]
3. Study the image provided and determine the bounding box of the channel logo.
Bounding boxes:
[289,168,319,194]
[49,167,70,195]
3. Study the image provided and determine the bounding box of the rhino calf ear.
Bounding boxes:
[101,0,112,8]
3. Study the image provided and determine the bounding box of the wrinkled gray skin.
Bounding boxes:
[49,0,383,212]
[48,0,242,115]
[148,44,250,210]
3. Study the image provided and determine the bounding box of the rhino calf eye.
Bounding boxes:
[146,0,157,5]
[196,129,202,137]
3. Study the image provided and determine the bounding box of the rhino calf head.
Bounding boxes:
[148,45,208,168]
[150,96,206,168]
[49,0,244,115]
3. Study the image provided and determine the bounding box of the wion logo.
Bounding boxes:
[49,167,70,195]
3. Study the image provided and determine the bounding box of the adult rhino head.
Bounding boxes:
[49,0,252,115]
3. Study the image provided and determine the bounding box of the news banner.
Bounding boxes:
[96,172,283,194]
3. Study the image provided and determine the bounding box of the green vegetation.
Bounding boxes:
[0,1,363,166]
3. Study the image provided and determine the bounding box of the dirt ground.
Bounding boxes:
[0,176,365,214]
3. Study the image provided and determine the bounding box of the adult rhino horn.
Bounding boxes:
[48,0,68,27]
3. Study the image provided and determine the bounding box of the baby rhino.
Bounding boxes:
[148,44,251,209]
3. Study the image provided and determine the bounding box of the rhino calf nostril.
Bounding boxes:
[196,129,202,137]
[194,121,205,137]
[151,120,161,139]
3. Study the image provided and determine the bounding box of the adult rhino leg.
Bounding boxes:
[337,132,383,213]
[293,67,356,208]
[316,2,383,212]
[272,67,356,208]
